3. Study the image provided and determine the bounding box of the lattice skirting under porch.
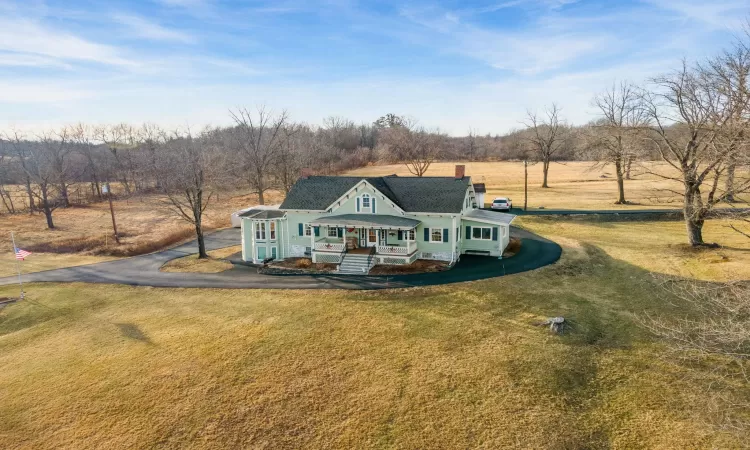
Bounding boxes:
[313,253,343,264]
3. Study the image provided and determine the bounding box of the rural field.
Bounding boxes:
[1,217,749,448]
[0,189,282,278]
[1,161,749,448]
[347,161,750,210]
[3,160,742,278]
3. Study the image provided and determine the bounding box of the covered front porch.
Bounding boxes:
[308,214,421,265]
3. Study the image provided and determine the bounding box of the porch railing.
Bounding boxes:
[314,239,346,253]
[376,240,417,255]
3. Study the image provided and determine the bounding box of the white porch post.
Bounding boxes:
[451,216,457,263]
[241,218,246,261]
[284,217,289,259]
[250,221,256,263]
[310,224,315,262]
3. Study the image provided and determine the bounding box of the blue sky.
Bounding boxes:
[0,0,747,135]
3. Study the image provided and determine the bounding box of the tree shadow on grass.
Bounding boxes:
[114,322,153,344]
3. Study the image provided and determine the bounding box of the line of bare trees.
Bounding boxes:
[515,27,750,248]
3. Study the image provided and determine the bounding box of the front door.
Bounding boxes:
[366,229,378,247]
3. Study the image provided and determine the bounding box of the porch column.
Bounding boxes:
[451,215,457,263]
[251,221,256,262]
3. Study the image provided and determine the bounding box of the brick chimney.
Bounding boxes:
[455,164,465,180]
[300,168,313,179]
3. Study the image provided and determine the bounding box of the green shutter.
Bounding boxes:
[314,226,320,237]
[398,230,403,240]
[492,227,498,241]
[356,198,360,212]
[337,228,343,238]
[298,223,303,236]
[424,228,429,241]
[442,228,449,243]
[372,198,376,214]
[465,226,471,240]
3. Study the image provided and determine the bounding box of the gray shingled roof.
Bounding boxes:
[464,209,516,225]
[239,209,286,219]
[280,175,471,213]
[309,214,421,229]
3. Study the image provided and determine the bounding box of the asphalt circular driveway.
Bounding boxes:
[0,227,561,290]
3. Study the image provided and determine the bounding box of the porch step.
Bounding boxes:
[338,253,375,274]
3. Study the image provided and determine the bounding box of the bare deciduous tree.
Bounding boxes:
[587,82,650,204]
[71,123,105,201]
[381,119,444,177]
[138,123,167,190]
[522,104,568,188]
[156,128,226,258]
[274,123,321,194]
[1,130,35,212]
[96,123,138,195]
[642,54,750,246]
[374,113,406,129]
[707,38,750,203]
[43,127,76,208]
[24,134,64,228]
[229,106,289,205]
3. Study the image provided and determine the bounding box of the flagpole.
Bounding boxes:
[10,232,24,300]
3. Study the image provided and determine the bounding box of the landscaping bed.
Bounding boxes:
[369,259,449,275]
[503,237,522,258]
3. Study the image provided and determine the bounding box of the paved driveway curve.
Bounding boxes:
[0,227,561,290]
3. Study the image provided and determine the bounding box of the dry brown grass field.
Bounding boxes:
[0,190,283,277]
[347,161,749,210]
[517,217,750,281]
[1,217,749,448]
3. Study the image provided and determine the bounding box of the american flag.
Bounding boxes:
[15,248,31,260]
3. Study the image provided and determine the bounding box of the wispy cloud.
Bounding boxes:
[114,14,195,43]
[644,0,748,29]
[459,29,609,74]
[399,6,610,74]
[0,53,73,69]
[0,17,136,68]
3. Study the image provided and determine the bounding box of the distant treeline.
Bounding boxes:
[0,113,664,211]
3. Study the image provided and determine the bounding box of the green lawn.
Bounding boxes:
[0,219,748,448]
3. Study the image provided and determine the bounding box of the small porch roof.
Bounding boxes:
[239,209,286,219]
[309,214,421,230]
[463,209,516,225]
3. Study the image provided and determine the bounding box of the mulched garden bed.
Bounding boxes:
[369,259,449,275]
[503,237,522,258]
